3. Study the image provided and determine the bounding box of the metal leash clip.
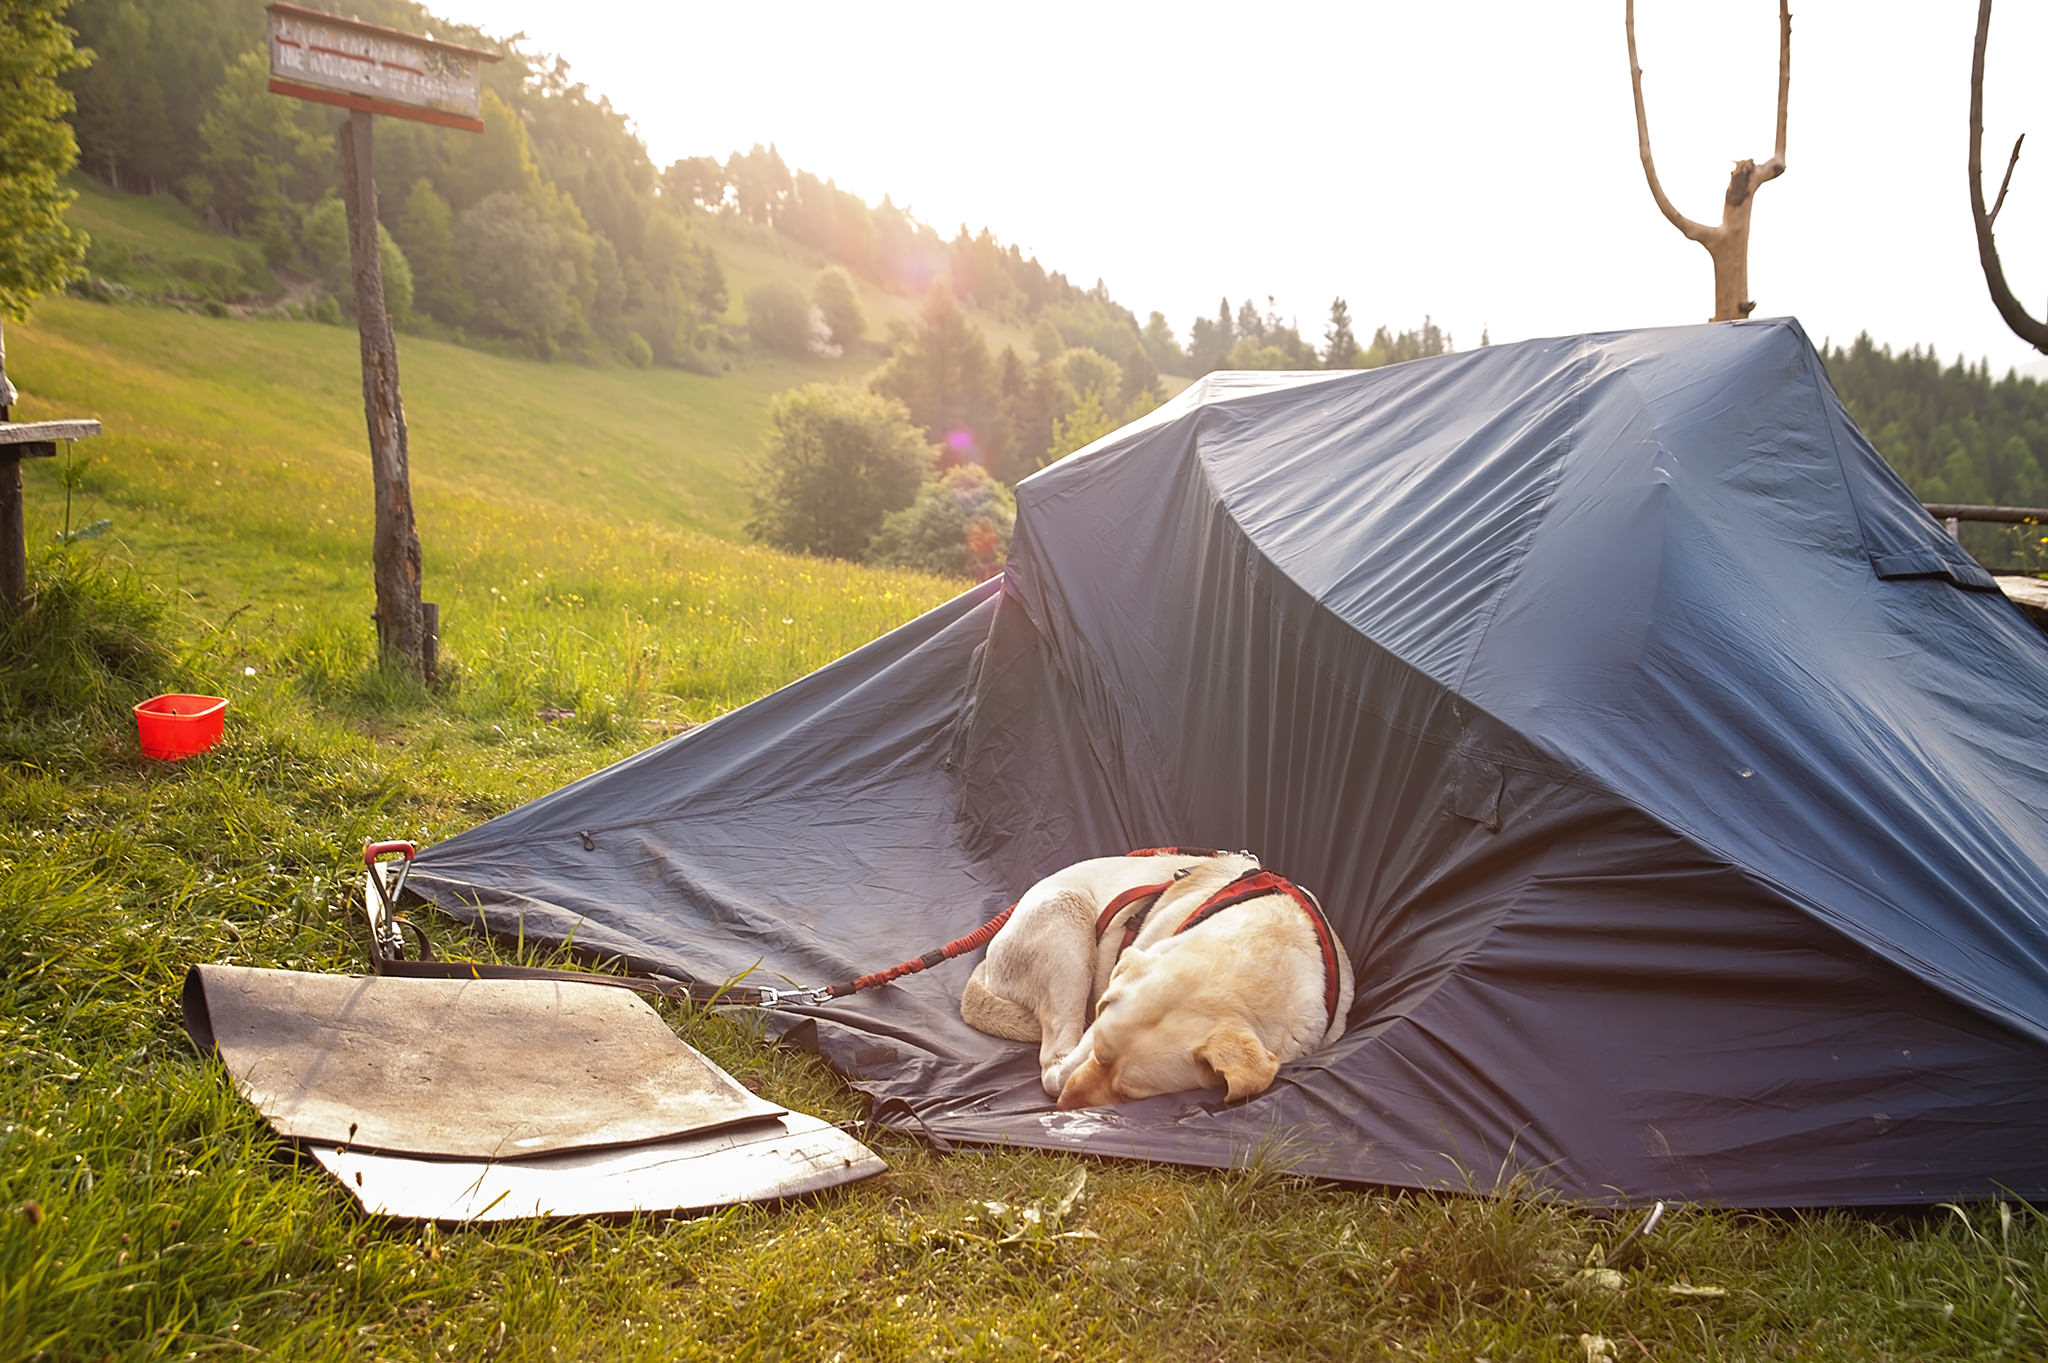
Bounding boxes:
[748,984,832,1010]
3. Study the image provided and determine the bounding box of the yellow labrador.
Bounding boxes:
[962,851,1353,1107]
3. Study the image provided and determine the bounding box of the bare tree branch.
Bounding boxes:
[1627,1,1792,322]
[1969,0,2048,353]
[1990,133,2024,227]
[1626,0,1715,244]
[1744,0,1793,189]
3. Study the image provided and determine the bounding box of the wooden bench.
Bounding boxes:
[1,419,103,610]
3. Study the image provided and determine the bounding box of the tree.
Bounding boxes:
[622,209,722,366]
[1,0,89,424]
[299,198,418,327]
[1626,0,1791,322]
[870,287,1008,470]
[1969,0,2048,355]
[1188,297,1236,373]
[1225,336,1294,370]
[0,0,89,324]
[64,0,157,190]
[994,345,1061,484]
[812,265,865,349]
[1236,298,1265,346]
[661,154,726,209]
[1141,311,1188,375]
[456,190,580,356]
[1360,317,1453,368]
[393,179,470,327]
[1820,332,2048,515]
[747,384,934,559]
[194,50,327,242]
[868,464,1016,579]
[1031,317,1064,362]
[1058,347,1122,406]
[440,88,546,212]
[725,142,791,226]
[1048,390,1118,461]
[1322,297,1360,368]
[746,278,812,355]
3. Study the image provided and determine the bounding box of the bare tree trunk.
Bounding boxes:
[1627,0,1791,322]
[1969,0,2048,355]
[338,110,431,683]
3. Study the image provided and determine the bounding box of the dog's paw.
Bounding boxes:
[1042,1043,1088,1099]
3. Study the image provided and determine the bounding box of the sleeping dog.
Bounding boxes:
[961,850,1353,1108]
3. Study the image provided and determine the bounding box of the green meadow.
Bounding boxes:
[3,289,2046,1361]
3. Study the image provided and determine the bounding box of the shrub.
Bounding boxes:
[745,278,811,356]
[813,266,865,349]
[869,464,1016,579]
[300,197,412,327]
[747,384,934,559]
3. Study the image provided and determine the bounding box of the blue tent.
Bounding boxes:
[411,318,2048,1206]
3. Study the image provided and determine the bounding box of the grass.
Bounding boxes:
[2,292,2046,1360]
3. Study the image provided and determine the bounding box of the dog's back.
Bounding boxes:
[1054,869,1356,1108]
[962,851,1245,1093]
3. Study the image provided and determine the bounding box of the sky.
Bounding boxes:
[432,0,2048,377]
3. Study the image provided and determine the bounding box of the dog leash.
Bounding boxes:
[361,841,1247,1010]
[810,846,1240,999]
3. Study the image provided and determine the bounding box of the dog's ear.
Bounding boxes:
[1194,1026,1280,1103]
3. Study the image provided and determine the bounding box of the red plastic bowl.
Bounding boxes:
[134,693,228,760]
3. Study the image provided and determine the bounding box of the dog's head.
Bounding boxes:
[1054,948,1282,1109]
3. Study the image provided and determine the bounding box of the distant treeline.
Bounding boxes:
[60,4,2040,522]
[1822,334,2048,512]
[60,1,1455,382]
[58,0,1146,376]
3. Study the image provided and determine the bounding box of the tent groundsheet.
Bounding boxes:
[411,318,2048,1206]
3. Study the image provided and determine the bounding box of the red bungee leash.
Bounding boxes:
[817,846,1228,1000]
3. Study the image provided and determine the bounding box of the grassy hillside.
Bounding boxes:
[10,296,964,733]
[65,177,236,258]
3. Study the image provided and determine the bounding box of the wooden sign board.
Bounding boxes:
[266,2,500,132]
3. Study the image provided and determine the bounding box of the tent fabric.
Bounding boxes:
[410,318,2048,1206]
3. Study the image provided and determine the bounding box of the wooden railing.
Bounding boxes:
[1923,502,2048,529]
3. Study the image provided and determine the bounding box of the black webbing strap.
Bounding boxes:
[366,915,781,1007]
[361,839,793,1008]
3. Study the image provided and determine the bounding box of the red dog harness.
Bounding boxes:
[1094,860,1345,1035]
[1089,845,1238,942]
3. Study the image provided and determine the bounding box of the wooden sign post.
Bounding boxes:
[265,4,499,683]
